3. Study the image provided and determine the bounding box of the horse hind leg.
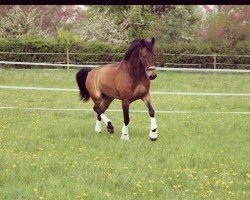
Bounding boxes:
[93,106,102,133]
[93,97,114,134]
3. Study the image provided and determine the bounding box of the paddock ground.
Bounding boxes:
[0,69,249,199]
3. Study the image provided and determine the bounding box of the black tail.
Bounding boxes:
[76,68,91,102]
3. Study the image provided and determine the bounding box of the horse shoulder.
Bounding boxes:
[133,80,150,98]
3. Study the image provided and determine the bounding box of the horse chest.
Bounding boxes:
[133,84,148,98]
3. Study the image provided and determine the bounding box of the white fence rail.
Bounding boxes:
[0,61,250,73]
[1,85,250,96]
[0,51,249,72]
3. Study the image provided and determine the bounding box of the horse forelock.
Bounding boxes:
[124,39,153,61]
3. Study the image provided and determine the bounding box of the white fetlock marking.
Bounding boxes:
[122,124,128,135]
[95,120,102,133]
[121,124,129,140]
[100,113,110,125]
[150,117,157,130]
[149,129,158,139]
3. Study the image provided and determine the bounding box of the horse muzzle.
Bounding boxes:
[149,74,157,80]
[146,66,157,80]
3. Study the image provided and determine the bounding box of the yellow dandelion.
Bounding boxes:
[148,189,153,192]
[34,188,38,192]
[105,192,111,197]
[147,165,152,169]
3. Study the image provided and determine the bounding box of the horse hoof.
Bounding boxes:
[149,129,158,141]
[121,134,129,140]
[107,122,114,134]
[150,137,157,141]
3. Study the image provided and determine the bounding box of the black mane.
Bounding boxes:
[124,39,153,61]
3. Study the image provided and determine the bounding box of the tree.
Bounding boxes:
[77,5,202,43]
[201,5,250,44]
[0,5,64,39]
[74,10,128,43]
[0,6,48,38]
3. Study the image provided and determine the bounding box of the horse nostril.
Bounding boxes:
[150,74,157,80]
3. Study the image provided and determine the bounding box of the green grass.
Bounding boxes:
[0,69,249,199]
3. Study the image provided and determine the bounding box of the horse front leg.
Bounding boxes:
[121,100,130,140]
[142,93,158,141]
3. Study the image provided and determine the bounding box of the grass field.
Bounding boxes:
[0,69,249,200]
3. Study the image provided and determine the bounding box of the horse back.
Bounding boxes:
[86,63,120,99]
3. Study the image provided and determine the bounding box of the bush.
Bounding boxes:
[0,38,249,69]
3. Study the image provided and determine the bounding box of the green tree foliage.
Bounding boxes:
[78,5,202,44]
[56,27,79,47]
[0,5,63,39]
[73,9,128,44]
[155,6,203,42]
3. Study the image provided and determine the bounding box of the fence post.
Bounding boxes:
[213,54,217,69]
[66,49,70,71]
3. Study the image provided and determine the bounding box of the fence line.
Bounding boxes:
[1,51,249,70]
[0,106,249,115]
[1,85,250,97]
[0,51,249,57]
[1,61,249,73]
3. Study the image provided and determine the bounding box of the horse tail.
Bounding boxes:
[76,68,91,102]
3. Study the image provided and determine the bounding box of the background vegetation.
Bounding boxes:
[0,5,249,69]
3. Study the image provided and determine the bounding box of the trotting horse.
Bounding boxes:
[76,37,158,141]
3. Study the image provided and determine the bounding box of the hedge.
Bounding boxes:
[0,39,249,69]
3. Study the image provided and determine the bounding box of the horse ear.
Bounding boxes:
[151,37,155,45]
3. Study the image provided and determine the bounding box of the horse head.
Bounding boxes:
[139,37,157,80]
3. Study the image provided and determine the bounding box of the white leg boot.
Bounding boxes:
[121,124,129,140]
[149,117,158,141]
[95,119,102,133]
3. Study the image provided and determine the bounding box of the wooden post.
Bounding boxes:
[66,49,70,71]
[213,54,217,69]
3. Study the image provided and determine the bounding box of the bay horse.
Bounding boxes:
[76,37,158,141]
